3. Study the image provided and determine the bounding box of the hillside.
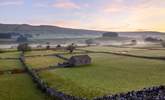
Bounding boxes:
[0,23,164,39]
[0,24,104,38]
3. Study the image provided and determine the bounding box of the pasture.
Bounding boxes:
[25,56,64,69]
[0,74,48,100]
[80,46,165,57]
[38,53,165,99]
[0,46,165,99]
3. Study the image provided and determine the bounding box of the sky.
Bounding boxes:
[0,0,165,32]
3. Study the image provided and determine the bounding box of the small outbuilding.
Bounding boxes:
[58,55,92,67]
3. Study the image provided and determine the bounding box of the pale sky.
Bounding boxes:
[0,0,165,32]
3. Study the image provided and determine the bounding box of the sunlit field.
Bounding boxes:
[38,53,165,99]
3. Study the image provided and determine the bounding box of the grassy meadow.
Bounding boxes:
[0,59,22,70]
[0,52,20,58]
[0,74,49,100]
[39,53,165,99]
[80,46,165,57]
[25,56,64,69]
[0,47,165,99]
[24,50,65,56]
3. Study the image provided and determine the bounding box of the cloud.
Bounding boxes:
[103,0,165,13]
[52,0,80,9]
[0,0,23,6]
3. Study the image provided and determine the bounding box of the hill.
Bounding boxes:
[0,23,164,39]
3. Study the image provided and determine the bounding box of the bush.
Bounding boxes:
[102,32,119,37]
[0,49,4,53]
[85,39,94,46]
[145,37,162,42]
[66,43,76,53]
[17,43,31,52]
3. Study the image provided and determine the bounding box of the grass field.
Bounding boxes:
[0,47,165,99]
[25,56,64,69]
[39,53,165,99]
[0,74,48,100]
[80,46,165,57]
[0,60,22,70]
[0,52,20,58]
[24,50,65,56]
[24,50,85,57]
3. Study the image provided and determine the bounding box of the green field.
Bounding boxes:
[0,60,22,70]
[24,50,65,56]
[80,46,165,57]
[0,47,165,99]
[39,53,165,99]
[25,56,64,69]
[0,74,48,100]
[0,52,20,58]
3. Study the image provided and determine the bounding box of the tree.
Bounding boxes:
[66,43,76,53]
[102,32,119,37]
[85,39,94,46]
[16,35,28,43]
[46,42,50,49]
[131,40,137,45]
[145,37,162,42]
[17,43,31,52]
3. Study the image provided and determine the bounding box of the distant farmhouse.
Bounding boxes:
[58,55,92,67]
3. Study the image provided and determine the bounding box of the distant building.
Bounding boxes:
[58,55,92,67]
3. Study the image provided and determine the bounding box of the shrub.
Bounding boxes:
[102,32,119,37]
[66,43,76,53]
[145,37,162,42]
[17,43,31,52]
[85,39,94,46]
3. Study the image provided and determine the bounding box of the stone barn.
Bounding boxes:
[58,55,92,67]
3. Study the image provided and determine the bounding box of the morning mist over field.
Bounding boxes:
[0,0,165,100]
